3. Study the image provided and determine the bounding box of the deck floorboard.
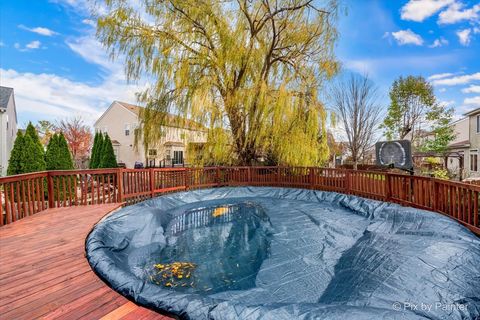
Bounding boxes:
[0,205,170,320]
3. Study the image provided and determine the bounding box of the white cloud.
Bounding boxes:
[428,72,454,80]
[26,40,41,49]
[438,88,447,92]
[456,28,472,46]
[344,54,457,77]
[391,29,424,46]
[439,100,455,107]
[0,27,149,125]
[431,72,480,85]
[438,2,480,24]
[82,19,96,27]
[401,0,455,22]
[18,25,59,36]
[0,68,143,125]
[66,35,119,73]
[462,85,480,93]
[464,96,480,106]
[14,40,42,51]
[429,37,449,48]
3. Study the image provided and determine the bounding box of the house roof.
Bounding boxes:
[448,139,470,149]
[0,86,14,110]
[114,101,206,131]
[464,107,480,117]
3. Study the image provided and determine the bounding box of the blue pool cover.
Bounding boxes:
[86,187,480,319]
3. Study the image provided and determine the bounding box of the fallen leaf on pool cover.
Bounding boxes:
[212,206,229,217]
[151,262,197,288]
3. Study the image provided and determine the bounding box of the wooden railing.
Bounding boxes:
[1,167,479,235]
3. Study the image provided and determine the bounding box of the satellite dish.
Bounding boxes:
[375,140,413,170]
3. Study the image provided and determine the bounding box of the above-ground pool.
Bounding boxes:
[86,187,480,320]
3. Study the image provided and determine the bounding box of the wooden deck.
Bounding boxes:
[0,204,171,320]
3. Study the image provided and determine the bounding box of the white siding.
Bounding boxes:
[0,94,18,176]
[94,102,207,168]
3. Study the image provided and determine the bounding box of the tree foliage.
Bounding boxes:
[329,74,382,169]
[57,117,93,165]
[90,132,104,169]
[46,134,74,170]
[382,75,455,153]
[35,120,56,146]
[7,124,45,175]
[7,132,25,175]
[25,122,46,170]
[382,76,437,144]
[21,134,46,173]
[420,104,455,154]
[97,0,339,165]
[99,134,118,168]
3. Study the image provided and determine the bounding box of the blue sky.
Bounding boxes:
[0,0,479,128]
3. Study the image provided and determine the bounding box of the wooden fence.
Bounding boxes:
[1,167,479,235]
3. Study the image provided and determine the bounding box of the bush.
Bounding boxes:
[7,132,25,175]
[7,124,46,175]
[99,134,117,168]
[90,132,104,169]
[46,133,74,170]
[25,122,46,171]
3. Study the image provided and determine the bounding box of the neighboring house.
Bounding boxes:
[446,108,480,180]
[0,87,18,176]
[405,129,435,150]
[94,101,207,168]
[446,117,469,178]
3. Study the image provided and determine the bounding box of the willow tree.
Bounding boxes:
[97,0,339,165]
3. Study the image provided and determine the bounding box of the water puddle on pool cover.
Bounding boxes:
[147,201,273,294]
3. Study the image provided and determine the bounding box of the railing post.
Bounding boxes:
[149,168,155,198]
[117,168,124,203]
[309,167,315,189]
[47,172,54,208]
[185,168,189,190]
[345,169,351,194]
[385,173,391,202]
[216,166,221,187]
[247,167,252,184]
[431,178,437,212]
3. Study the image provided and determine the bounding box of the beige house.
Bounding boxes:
[0,87,18,176]
[94,101,207,168]
[447,108,480,180]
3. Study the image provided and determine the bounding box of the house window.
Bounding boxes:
[477,115,480,134]
[6,115,8,129]
[148,149,157,156]
[173,150,184,165]
[125,124,130,136]
[471,150,478,172]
